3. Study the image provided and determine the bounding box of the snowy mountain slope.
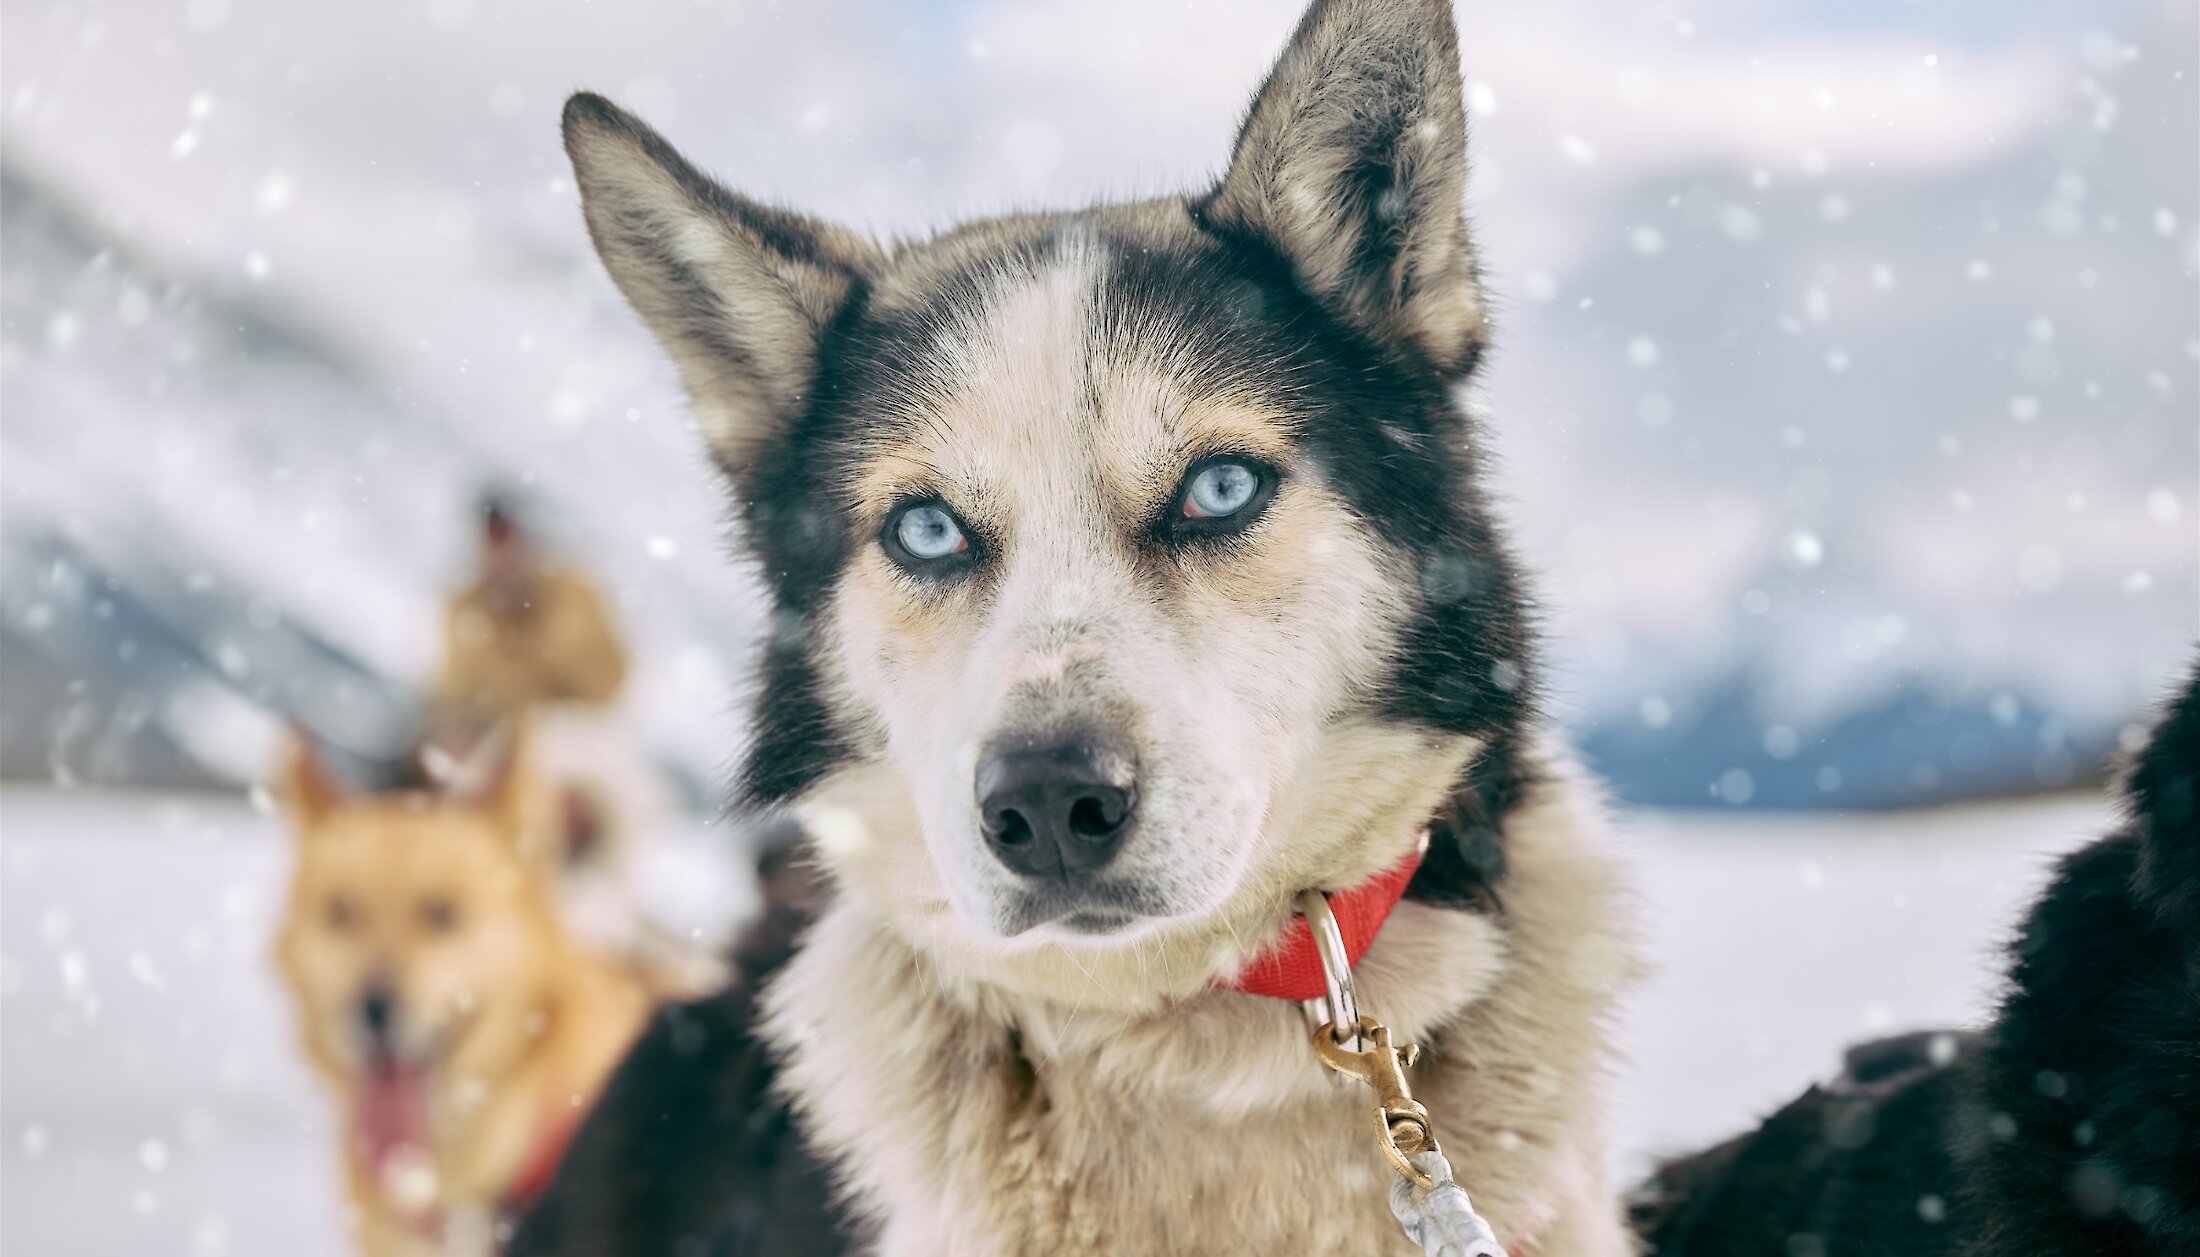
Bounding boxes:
[0,526,418,788]
[2,159,756,795]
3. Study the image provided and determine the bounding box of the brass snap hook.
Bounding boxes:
[1311,1016,1441,1189]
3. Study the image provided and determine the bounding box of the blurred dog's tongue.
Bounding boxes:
[353,1054,431,1175]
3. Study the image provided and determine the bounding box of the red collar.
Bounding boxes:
[502,1111,582,1214]
[1215,844,1533,1256]
[1222,847,1423,1001]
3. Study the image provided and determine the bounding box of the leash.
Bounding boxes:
[1294,881,1510,1257]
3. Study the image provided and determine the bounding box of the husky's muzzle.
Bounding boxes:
[974,727,1155,934]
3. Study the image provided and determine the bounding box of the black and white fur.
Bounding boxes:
[1634,659,2200,1257]
[520,1,1637,1253]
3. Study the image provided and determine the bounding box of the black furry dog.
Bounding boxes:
[1635,660,2200,1256]
[509,831,850,1257]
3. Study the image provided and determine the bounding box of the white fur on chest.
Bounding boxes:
[761,769,1637,1256]
[764,903,1410,1255]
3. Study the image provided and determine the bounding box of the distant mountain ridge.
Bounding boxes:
[1576,657,2123,810]
[1,157,739,800]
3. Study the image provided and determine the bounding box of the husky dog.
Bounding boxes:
[1634,659,2200,1256]
[274,730,651,1257]
[542,0,1637,1251]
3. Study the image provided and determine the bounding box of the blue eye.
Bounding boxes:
[1183,461,1260,519]
[890,503,968,563]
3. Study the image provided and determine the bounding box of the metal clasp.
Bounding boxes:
[1298,886,1441,1190]
[1296,887,1364,1051]
[1312,1016,1441,1189]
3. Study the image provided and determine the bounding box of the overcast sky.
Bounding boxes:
[4,0,2195,735]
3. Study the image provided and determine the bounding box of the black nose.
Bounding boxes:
[977,737,1138,880]
[357,982,397,1047]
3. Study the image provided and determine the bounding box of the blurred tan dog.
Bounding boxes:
[272,729,648,1257]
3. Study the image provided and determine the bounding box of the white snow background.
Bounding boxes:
[0,787,2115,1255]
[0,0,2196,1252]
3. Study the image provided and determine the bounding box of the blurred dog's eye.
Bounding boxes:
[884,501,972,568]
[324,893,362,932]
[1168,458,1277,536]
[417,896,462,934]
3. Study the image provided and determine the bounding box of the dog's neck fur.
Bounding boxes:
[420,968,577,1200]
[764,741,1637,1256]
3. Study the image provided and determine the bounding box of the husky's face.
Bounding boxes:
[566,0,1533,954]
[817,239,1424,939]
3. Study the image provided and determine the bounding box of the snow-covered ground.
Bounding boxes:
[1612,794,2107,1163]
[0,785,2110,1255]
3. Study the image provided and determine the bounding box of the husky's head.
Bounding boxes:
[565,0,1532,969]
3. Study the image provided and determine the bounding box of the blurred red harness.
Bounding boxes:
[503,1113,582,1218]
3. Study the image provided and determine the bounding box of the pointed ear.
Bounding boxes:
[1202,0,1486,376]
[275,729,345,832]
[443,721,538,843]
[562,92,876,473]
